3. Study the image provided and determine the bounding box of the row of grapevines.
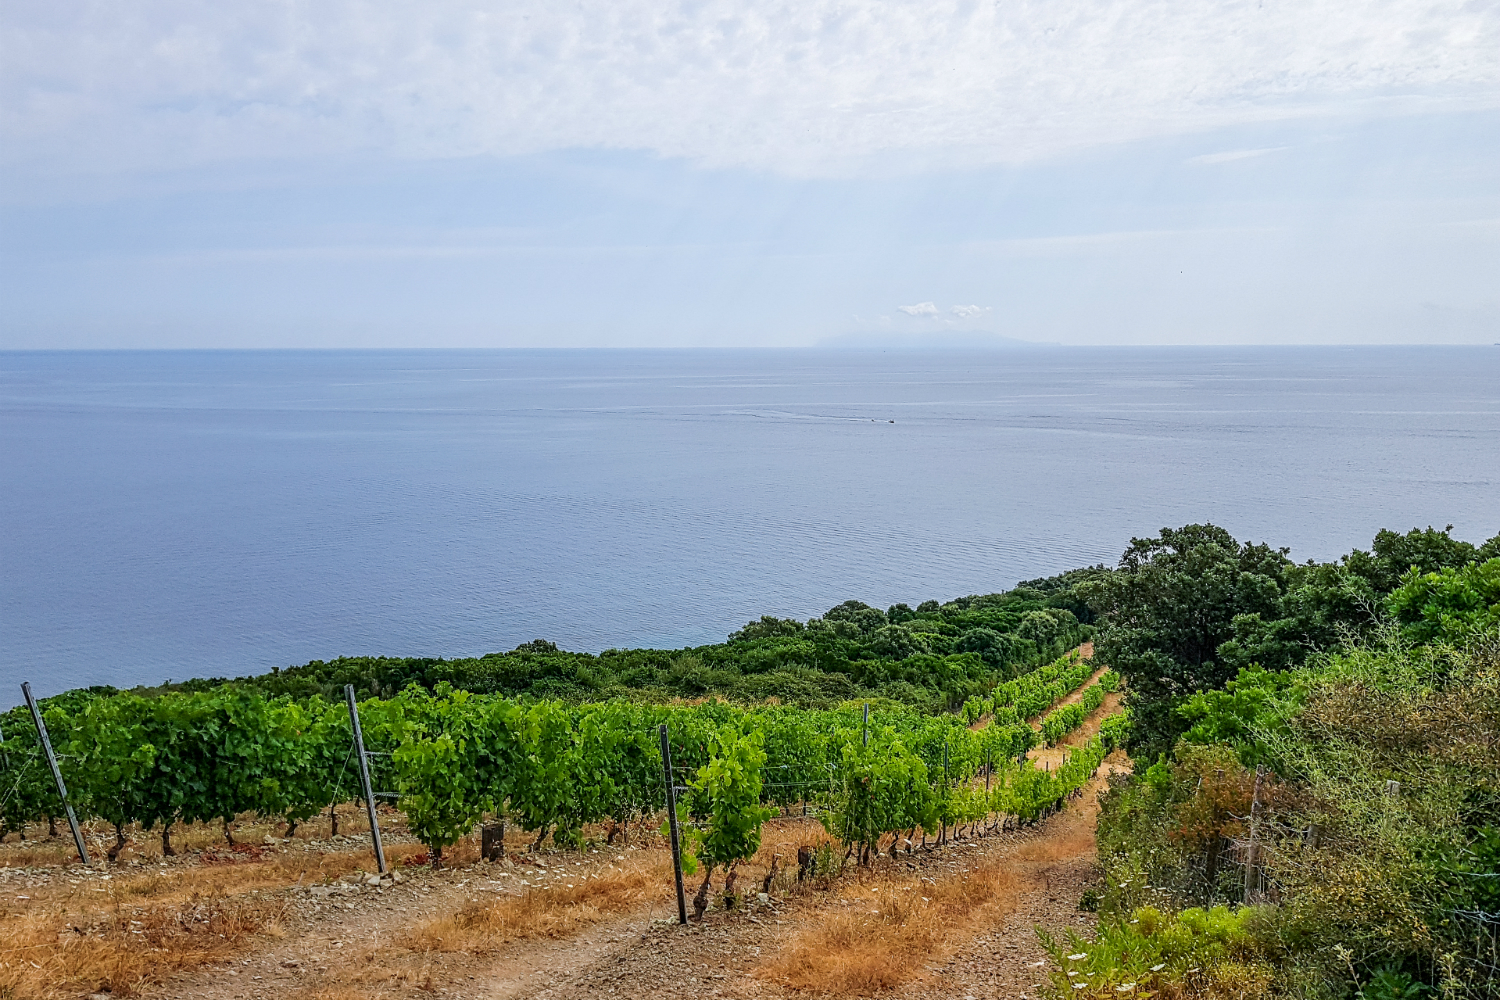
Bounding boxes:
[1037,671,1119,746]
[988,650,1097,724]
[1,689,350,857]
[1098,709,1131,750]
[1,683,1098,866]
[820,723,1124,862]
[957,648,1094,726]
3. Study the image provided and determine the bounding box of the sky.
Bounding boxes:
[2,0,1498,348]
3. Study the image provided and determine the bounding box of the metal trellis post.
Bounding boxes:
[862,703,869,747]
[659,725,688,924]
[345,685,388,874]
[21,682,89,864]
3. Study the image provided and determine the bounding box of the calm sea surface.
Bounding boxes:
[2,348,1497,702]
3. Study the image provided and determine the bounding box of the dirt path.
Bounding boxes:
[1028,689,1125,772]
[470,762,1130,1000]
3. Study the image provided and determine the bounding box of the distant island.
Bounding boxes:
[815,330,1058,351]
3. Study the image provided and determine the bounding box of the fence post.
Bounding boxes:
[21,683,89,864]
[1244,765,1265,904]
[942,741,950,844]
[344,685,387,875]
[659,725,688,925]
[862,703,869,747]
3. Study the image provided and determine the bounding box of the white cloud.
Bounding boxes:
[950,304,988,318]
[1188,147,1286,165]
[897,301,939,316]
[1,0,1497,179]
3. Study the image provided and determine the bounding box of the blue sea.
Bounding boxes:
[3,347,1497,702]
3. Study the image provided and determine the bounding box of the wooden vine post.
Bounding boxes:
[659,724,688,925]
[21,682,89,864]
[1244,764,1265,904]
[344,685,388,874]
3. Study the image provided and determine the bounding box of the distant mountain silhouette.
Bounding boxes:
[815,330,1058,351]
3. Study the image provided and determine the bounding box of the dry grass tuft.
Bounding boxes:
[404,853,672,954]
[297,987,398,1000]
[0,892,280,999]
[761,863,1033,994]
[0,845,396,998]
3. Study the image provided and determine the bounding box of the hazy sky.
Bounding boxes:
[3,0,1498,347]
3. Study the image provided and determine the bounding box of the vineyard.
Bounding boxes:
[0,648,1125,884]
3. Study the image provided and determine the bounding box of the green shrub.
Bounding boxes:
[1039,904,1277,999]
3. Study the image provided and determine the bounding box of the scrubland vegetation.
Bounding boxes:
[1054,524,1499,1000]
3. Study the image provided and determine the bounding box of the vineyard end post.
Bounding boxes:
[659,725,688,924]
[345,685,388,875]
[862,703,869,747]
[22,682,89,864]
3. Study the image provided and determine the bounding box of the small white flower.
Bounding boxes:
[1117,986,1137,992]
[1068,953,1088,961]
[1072,984,1089,990]
[1067,971,1077,977]
[1150,964,1165,972]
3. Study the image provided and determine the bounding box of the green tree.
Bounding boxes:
[1385,558,1500,645]
[1081,524,1291,758]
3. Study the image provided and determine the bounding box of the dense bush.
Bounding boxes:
[146,581,1095,713]
[1082,629,1500,999]
[1083,524,1500,759]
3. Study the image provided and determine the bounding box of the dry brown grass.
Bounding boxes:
[759,860,1035,994]
[403,851,672,954]
[296,987,399,1000]
[0,890,281,999]
[0,842,421,998]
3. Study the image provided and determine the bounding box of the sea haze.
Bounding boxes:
[2,347,1497,701]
